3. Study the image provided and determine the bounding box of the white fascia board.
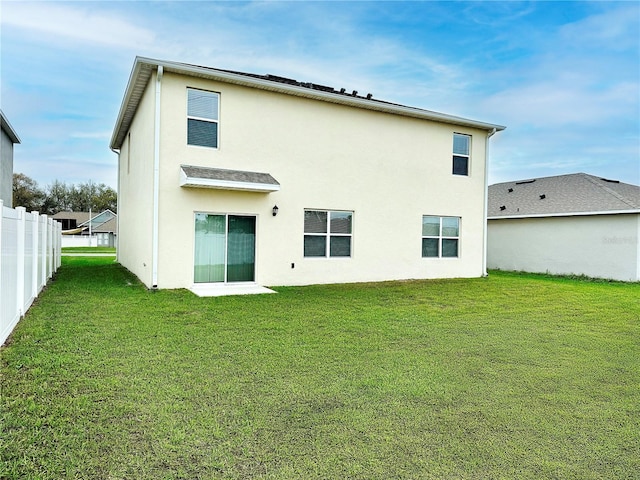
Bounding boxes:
[179,169,280,193]
[488,209,640,220]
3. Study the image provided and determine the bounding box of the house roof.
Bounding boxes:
[92,217,117,234]
[110,57,506,150]
[1,110,21,144]
[488,173,640,219]
[180,165,280,192]
[52,211,91,223]
[53,210,117,233]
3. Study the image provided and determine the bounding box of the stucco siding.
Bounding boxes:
[152,72,489,288]
[117,75,157,287]
[1,130,14,207]
[487,214,640,282]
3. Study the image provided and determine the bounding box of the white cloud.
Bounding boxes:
[2,2,155,49]
[70,131,112,140]
[481,78,637,128]
[559,4,640,50]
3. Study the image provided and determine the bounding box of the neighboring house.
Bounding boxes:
[53,211,92,231]
[1,110,21,208]
[53,210,118,247]
[110,57,505,294]
[488,173,640,282]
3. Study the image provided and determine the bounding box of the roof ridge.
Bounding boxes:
[583,174,640,209]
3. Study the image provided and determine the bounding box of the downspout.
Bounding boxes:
[110,146,120,260]
[482,127,497,277]
[152,66,163,288]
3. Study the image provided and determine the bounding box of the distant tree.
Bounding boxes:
[67,181,117,213]
[41,180,73,215]
[92,184,117,213]
[12,174,117,215]
[12,173,45,211]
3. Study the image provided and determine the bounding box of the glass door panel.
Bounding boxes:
[227,216,256,282]
[194,214,255,283]
[194,213,225,283]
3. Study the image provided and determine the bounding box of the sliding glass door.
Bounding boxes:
[194,213,256,283]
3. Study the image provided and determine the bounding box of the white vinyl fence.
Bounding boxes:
[62,234,98,248]
[1,201,62,346]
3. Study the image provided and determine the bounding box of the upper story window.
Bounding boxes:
[422,216,460,258]
[452,133,471,176]
[187,88,219,148]
[304,210,353,257]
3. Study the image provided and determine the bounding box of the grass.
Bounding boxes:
[1,257,638,479]
[61,246,116,254]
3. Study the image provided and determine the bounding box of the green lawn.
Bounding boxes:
[61,246,116,254]
[1,257,638,479]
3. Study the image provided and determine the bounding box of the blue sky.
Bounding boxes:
[1,1,638,189]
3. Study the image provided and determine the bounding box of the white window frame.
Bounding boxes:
[304,209,353,258]
[187,88,220,149]
[453,133,471,176]
[422,216,460,258]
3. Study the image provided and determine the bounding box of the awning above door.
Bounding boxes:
[180,165,280,192]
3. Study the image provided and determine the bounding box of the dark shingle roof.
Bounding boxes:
[488,173,640,218]
[52,211,92,223]
[181,165,279,186]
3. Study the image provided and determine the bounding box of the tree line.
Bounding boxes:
[12,173,117,215]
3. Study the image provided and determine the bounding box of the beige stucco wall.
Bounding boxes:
[117,74,157,286]
[487,214,640,282]
[120,70,492,288]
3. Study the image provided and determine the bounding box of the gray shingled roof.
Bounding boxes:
[181,165,279,186]
[488,173,640,218]
[52,211,92,223]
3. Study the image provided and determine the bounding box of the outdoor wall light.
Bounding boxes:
[272,205,279,217]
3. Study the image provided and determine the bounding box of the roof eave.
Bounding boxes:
[111,56,506,150]
[1,110,21,144]
[488,209,640,220]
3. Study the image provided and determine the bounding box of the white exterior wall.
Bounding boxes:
[118,70,492,289]
[487,214,640,282]
[117,76,157,286]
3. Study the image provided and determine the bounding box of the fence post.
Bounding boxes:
[16,207,26,316]
[56,222,62,269]
[40,214,47,291]
[31,211,39,298]
[47,217,53,279]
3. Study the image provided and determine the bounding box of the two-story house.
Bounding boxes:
[110,57,504,294]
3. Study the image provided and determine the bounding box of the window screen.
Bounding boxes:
[187,88,219,148]
[304,210,353,257]
[422,216,460,258]
[452,133,470,176]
